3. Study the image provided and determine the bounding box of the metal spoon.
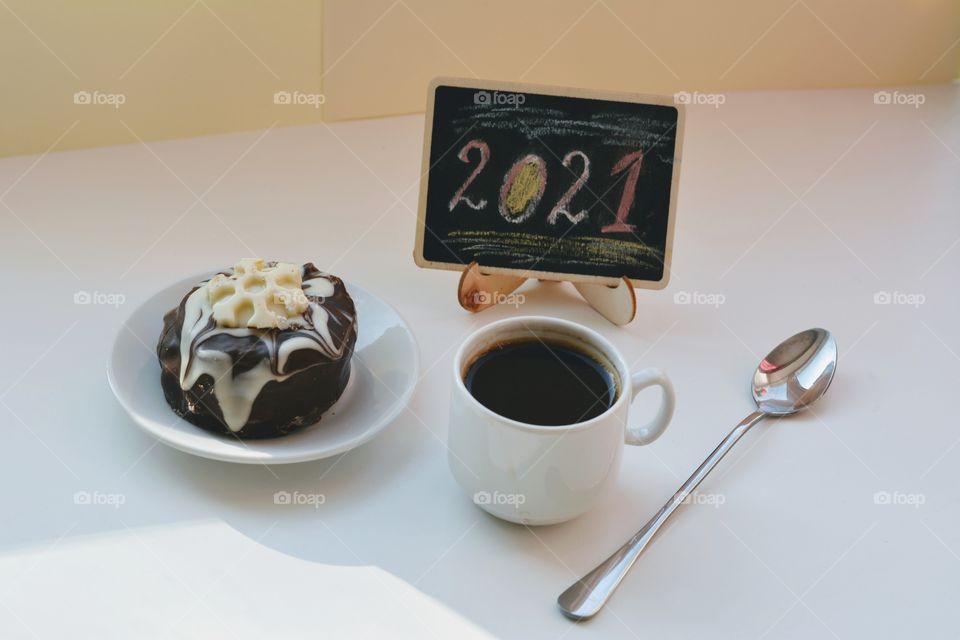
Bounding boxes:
[557,328,838,621]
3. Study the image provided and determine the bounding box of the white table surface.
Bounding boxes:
[1,83,959,639]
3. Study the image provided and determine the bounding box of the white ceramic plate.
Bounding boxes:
[107,273,419,464]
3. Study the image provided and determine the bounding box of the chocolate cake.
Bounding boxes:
[157,259,358,439]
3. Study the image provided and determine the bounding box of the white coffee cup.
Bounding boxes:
[448,316,676,525]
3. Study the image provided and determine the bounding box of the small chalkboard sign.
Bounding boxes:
[414,78,683,291]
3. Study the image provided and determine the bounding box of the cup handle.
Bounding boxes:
[624,368,675,446]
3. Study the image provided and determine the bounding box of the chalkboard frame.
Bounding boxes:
[414,77,684,289]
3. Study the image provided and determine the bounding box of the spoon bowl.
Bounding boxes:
[753,328,837,415]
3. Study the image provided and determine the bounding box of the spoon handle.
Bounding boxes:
[557,409,767,620]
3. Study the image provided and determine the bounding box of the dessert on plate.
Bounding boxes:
[157,259,358,439]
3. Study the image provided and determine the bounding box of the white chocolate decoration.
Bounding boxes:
[206,259,309,329]
[176,262,353,432]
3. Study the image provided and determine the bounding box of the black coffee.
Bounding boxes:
[464,339,617,426]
